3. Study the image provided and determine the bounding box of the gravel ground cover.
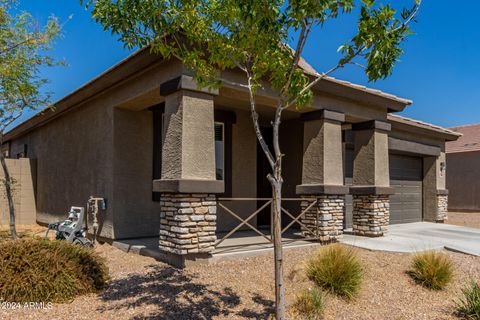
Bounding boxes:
[448,211,480,229]
[2,242,479,320]
[2,219,480,320]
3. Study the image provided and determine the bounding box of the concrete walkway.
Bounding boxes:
[340,222,480,256]
[112,229,323,264]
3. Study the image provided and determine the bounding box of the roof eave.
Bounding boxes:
[388,114,462,141]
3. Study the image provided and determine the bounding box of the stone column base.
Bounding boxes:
[300,195,345,242]
[352,195,389,237]
[159,193,217,255]
[436,194,448,222]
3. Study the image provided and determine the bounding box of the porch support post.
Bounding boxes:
[153,76,223,267]
[296,110,349,242]
[423,149,448,222]
[351,120,394,237]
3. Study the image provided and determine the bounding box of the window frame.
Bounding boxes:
[214,110,235,197]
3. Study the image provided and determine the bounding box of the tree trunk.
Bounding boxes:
[247,72,286,320]
[0,144,17,240]
[271,178,285,319]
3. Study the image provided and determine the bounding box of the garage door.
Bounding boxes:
[389,154,423,224]
[344,151,423,228]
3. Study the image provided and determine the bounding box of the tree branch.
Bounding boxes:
[0,111,22,133]
[246,68,275,170]
[283,60,347,110]
[389,0,422,34]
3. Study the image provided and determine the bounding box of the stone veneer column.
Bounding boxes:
[296,110,349,242]
[300,195,345,242]
[351,120,394,237]
[437,193,448,222]
[423,152,449,223]
[159,193,217,255]
[352,195,389,236]
[154,75,224,267]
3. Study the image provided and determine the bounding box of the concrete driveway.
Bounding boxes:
[340,222,480,256]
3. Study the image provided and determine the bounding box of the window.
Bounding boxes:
[16,144,27,159]
[214,110,235,196]
[214,122,224,180]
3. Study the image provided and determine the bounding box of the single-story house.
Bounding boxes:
[446,124,480,211]
[3,47,461,265]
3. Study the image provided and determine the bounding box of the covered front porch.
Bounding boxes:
[147,73,402,267]
[109,69,449,267]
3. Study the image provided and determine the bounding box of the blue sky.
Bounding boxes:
[17,1,480,128]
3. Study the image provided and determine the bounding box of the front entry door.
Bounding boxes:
[256,127,273,227]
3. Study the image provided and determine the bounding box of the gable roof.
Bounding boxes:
[446,124,480,153]
[5,46,413,142]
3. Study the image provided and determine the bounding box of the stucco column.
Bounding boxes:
[423,150,448,222]
[296,110,349,242]
[351,120,394,237]
[153,76,223,267]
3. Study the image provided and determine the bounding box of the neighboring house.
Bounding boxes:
[3,47,460,265]
[446,124,480,211]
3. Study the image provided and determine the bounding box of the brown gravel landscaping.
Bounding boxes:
[448,211,480,229]
[2,238,479,320]
[2,218,480,319]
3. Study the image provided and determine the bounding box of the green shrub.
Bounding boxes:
[0,238,109,303]
[292,287,325,320]
[456,280,480,319]
[408,251,453,290]
[306,244,363,300]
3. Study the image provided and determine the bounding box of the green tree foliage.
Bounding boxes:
[84,0,419,105]
[0,0,64,239]
[83,1,421,318]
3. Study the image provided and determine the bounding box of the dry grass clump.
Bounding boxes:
[292,287,325,320]
[306,244,363,300]
[0,238,109,303]
[456,280,480,319]
[408,250,453,290]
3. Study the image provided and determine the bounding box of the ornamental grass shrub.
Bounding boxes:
[0,238,109,303]
[456,280,480,319]
[306,244,363,300]
[292,287,325,320]
[408,250,453,290]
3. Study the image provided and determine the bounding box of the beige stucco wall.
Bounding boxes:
[352,129,390,187]
[6,58,185,240]
[374,131,390,187]
[112,108,160,238]
[388,126,445,148]
[447,151,480,211]
[0,158,36,225]
[302,119,343,185]
[162,90,216,180]
[9,102,115,238]
[423,156,438,221]
[437,151,446,190]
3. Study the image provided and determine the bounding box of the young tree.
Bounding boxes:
[84,0,420,318]
[0,0,63,239]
